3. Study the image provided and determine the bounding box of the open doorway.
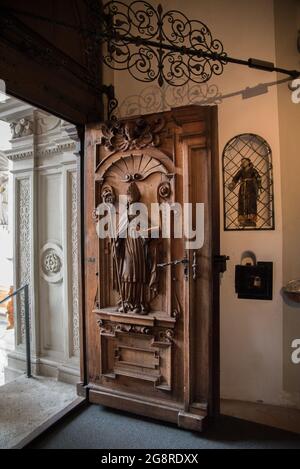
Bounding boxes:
[0,90,83,448]
[0,108,13,386]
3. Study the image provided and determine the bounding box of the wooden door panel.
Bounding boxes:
[83,105,220,431]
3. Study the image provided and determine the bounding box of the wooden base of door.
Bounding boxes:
[77,383,208,432]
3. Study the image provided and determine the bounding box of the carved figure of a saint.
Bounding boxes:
[113,182,159,315]
[228,158,262,227]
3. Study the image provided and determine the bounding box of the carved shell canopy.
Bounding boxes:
[102,154,169,183]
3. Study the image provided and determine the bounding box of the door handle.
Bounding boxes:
[158,255,189,280]
[157,258,189,268]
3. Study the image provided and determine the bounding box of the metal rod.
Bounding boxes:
[24,285,32,378]
[106,33,300,79]
[2,6,299,80]
[0,285,25,305]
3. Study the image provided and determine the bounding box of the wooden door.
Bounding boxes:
[82,105,220,431]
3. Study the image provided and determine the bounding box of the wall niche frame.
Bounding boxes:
[222,133,275,231]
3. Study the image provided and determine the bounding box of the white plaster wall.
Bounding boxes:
[112,0,288,406]
[275,0,300,408]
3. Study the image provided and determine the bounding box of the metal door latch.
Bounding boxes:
[158,256,189,280]
[192,251,198,280]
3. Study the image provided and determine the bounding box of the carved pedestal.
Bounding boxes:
[96,309,175,391]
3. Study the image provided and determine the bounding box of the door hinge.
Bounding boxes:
[214,255,230,273]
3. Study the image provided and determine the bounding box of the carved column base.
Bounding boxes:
[5,351,80,385]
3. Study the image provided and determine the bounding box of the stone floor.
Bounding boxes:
[0,375,79,449]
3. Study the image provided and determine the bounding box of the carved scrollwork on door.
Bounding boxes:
[158,181,171,200]
[97,319,151,336]
[98,116,165,152]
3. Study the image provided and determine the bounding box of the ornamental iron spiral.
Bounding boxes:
[102,1,227,87]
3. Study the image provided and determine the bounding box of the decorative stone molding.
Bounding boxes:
[6,142,77,162]
[10,118,33,139]
[37,142,78,159]
[44,251,61,274]
[0,152,9,170]
[71,172,80,356]
[40,242,63,284]
[6,151,34,162]
[16,178,32,343]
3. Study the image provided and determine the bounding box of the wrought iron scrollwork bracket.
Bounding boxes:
[102,1,227,87]
[100,1,300,87]
[1,2,299,95]
[100,84,119,121]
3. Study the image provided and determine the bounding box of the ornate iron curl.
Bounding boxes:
[102,1,227,87]
[101,84,119,121]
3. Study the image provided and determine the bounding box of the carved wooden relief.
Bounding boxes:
[84,106,220,432]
